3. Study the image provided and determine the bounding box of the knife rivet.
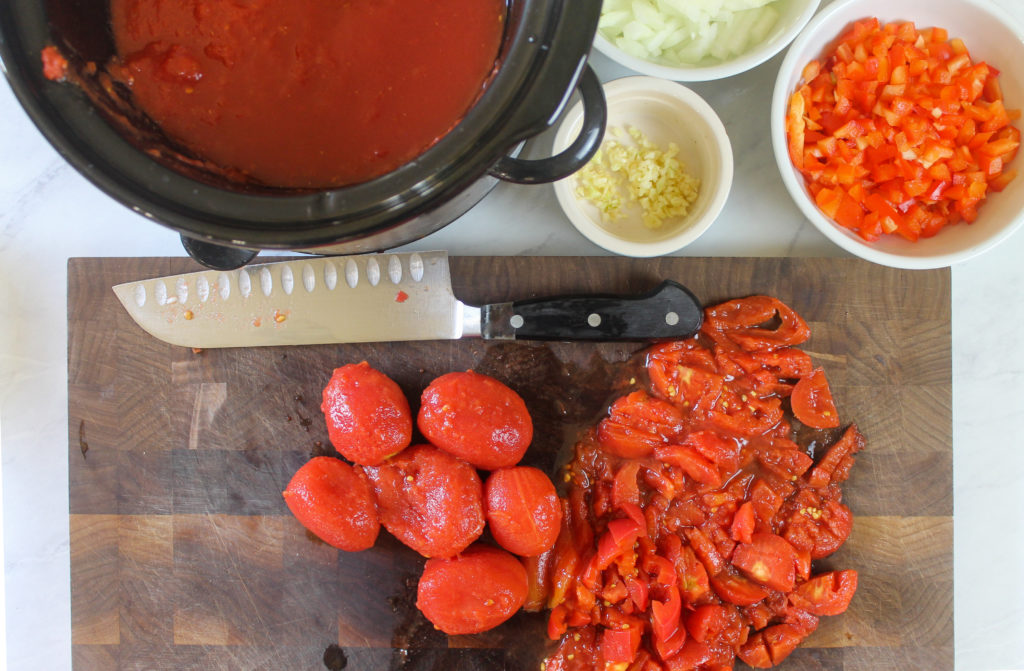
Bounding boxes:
[588,313,602,328]
[510,315,525,329]
[665,311,679,326]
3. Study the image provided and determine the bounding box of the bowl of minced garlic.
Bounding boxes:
[553,76,733,256]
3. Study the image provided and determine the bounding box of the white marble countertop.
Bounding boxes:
[2,2,1024,669]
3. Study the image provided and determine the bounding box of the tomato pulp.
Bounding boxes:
[108,0,506,188]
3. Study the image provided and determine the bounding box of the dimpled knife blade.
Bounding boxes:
[112,251,474,348]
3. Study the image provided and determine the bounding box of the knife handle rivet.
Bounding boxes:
[665,311,680,326]
[587,313,602,328]
[510,314,525,329]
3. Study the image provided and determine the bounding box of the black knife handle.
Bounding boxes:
[481,280,703,341]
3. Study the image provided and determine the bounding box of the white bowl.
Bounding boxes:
[771,0,1024,269]
[552,76,733,257]
[594,0,821,82]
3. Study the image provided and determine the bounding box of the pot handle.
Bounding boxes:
[488,65,606,185]
[180,235,260,270]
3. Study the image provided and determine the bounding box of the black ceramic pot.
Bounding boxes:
[0,0,606,268]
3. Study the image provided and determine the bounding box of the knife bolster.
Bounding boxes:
[481,302,517,340]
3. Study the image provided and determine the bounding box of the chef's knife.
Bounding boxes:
[112,251,703,348]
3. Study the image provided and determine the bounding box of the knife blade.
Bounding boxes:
[112,251,703,348]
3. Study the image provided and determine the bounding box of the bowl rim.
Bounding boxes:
[552,75,734,257]
[770,0,1024,269]
[592,0,822,82]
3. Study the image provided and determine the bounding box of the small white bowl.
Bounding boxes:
[594,0,821,82]
[552,76,733,257]
[771,0,1024,269]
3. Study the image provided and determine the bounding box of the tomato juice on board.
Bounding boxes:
[107,0,506,188]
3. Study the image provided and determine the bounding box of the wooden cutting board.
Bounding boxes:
[68,256,952,671]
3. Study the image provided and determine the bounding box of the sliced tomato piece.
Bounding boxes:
[807,424,865,488]
[709,569,771,606]
[654,443,721,487]
[731,532,798,593]
[685,604,730,643]
[791,368,841,428]
[788,569,859,616]
[729,501,756,544]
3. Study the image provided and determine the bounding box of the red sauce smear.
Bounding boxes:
[108,0,505,188]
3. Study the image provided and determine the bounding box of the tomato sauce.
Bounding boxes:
[108,0,506,188]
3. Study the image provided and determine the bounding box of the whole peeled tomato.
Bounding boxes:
[321,361,412,466]
[485,466,563,557]
[282,456,379,552]
[417,370,533,470]
[416,544,529,635]
[363,443,485,558]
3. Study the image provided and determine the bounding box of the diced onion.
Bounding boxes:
[600,0,782,67]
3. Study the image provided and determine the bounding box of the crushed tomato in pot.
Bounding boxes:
[105,0,505,188]
[530,295,862,670]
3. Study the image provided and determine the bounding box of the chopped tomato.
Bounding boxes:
[789,569,859,616]
[601,626,643,663]
[791,368,841,429]
[730,533,798,593]
[685,604,730,643]
[709,570,771,606]
[542,296,859,670]
[729,501,756,544]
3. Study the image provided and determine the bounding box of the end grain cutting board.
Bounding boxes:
[68,256,953,671]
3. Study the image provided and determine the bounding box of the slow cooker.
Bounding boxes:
[0,0,606,268]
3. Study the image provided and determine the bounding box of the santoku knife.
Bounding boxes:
[112,251,703,348]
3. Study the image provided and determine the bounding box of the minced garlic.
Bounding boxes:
[574,126,700,229]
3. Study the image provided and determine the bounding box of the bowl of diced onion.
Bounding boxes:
[595,0,821,81]
[552,76,733,257]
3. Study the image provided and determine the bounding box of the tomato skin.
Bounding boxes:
[416,544,528,635]
[791,368,840,429]
[321,362,412,465]
[363,443,484,558]
[485,466,563,557]
[417,370,532,470]
[282,456,379,552]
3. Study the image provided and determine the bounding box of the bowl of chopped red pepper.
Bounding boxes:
[771,0,1024,268]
